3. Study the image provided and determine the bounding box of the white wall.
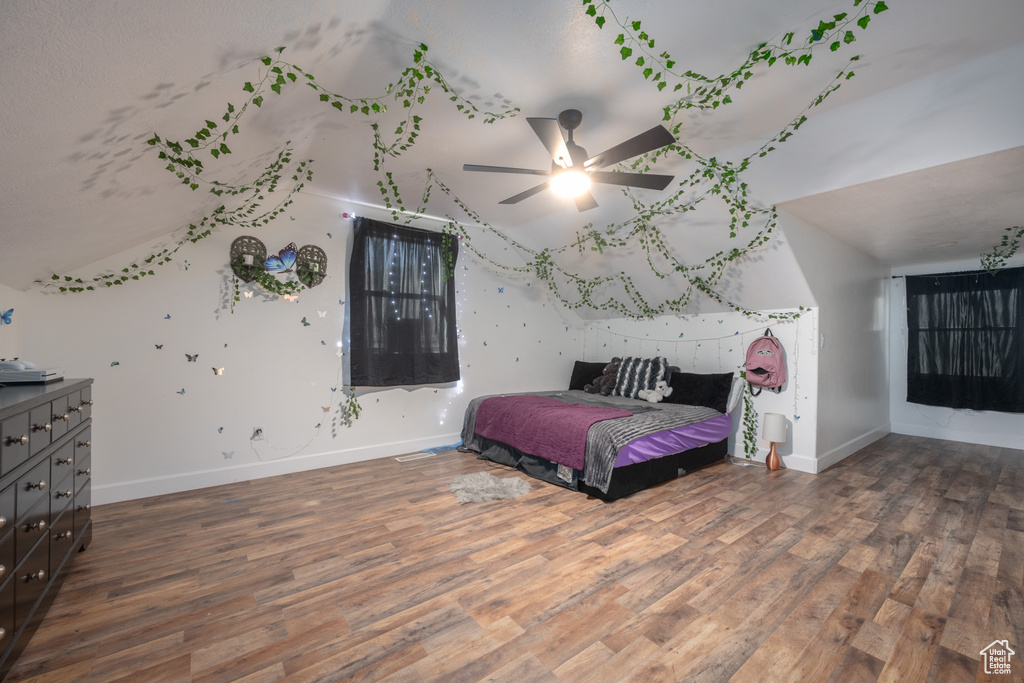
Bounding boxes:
[780,212,891,470]
[582,308,819,473]
[889,255,1024,449]
[0,283,20,360]
[21,192,583,504]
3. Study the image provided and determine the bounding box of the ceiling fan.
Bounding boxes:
[463,109,676,212]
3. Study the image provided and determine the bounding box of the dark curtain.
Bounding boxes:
[906,266,1024,412]
[349,217,460,386]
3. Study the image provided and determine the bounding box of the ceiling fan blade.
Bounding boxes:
[574,191,599,212]
[588,171,674,191]
[463,164,551,176]
[527,117,571,168]
[499,181,550,205]
[584,125,676,169]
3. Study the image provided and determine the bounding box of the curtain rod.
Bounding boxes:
[891,267,991,279]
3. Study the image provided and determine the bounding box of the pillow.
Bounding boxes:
[568,361,607,391]
[664,372,735,413]
[613,356,668,399]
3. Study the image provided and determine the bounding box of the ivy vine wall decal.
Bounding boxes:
[41,0,887,309]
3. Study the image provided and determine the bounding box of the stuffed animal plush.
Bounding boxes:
[583,357,621,395]
[637,380,673,403]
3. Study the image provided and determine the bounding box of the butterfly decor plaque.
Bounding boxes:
[229,236,327,291]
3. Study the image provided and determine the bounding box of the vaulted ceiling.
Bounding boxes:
[2,0,1023,298]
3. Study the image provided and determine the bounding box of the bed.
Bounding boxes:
[460,358,741,501]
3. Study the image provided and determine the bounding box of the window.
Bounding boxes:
[906,266,1024,412]
[349,217,459,386]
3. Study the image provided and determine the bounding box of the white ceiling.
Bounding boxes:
[2,0,1024,293]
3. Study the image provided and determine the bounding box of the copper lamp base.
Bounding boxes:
[766,442,782,471]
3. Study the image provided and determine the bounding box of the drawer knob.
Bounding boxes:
[55,490,73,499]
[0,564,5,576]
[24,569,46,582]
[78,441,91,448]
[54,412,69,423]
[74,405,83,413]
[5,435,28,447]
[0,627,5,639]
[27,480,46,491]
[78,468,91,477]
[33,422,52,433]
[83,399,94,406]
[54,530,72,541]
[25,520,46,532]
[56,456,73,465]
[0,516,5,528]
[77,504,91,512]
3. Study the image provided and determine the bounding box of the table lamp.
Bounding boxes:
[762,413,786,471]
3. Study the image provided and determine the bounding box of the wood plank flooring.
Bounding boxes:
[6,433,1024,682]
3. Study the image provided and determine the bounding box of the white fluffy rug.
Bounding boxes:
[449,472,531,504]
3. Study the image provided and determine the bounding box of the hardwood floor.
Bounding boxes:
[6,433,1024,682]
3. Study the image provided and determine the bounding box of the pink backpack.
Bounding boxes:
[745,328,786,395]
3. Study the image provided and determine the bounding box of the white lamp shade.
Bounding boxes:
[762,413,787,443]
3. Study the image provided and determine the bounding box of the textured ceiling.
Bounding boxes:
[2,0,1024,292]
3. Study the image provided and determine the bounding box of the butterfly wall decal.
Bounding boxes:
[212,367,224,375]
[265,243,298,273]
[283,294,299,302]
[301,317,310,326]
[244,291,253,298]
[318,311,326,318]
[164,314,171,319]
[0,308,12,325]
[218,427,224,433]
[177,388,186,395]
[222,451,234,459]
[110,361,119,367]
[321,406,330,412]
[185,354,198,362]
[155,344,163,350]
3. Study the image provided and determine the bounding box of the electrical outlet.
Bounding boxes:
[251,428,263,441]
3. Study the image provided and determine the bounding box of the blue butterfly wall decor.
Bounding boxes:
[265,242,298,273]
[0,308,12,325]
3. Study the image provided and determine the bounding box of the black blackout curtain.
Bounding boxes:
[349,217,460,386]
[906,266,1024,413]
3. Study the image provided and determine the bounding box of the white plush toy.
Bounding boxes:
[637,380,673,403]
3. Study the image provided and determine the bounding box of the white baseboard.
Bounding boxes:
[739,448,817,474]
[93,432,464,505]
[815,424,891,473]
[891,422,1024,450]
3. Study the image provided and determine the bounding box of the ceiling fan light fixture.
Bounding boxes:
[550,169,591,198]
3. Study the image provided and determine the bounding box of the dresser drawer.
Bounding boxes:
[50,441,75,493]
[74,487,91,542]
[16,498,48,568]
[79,386,93,421]
[28,405,52,458]
[1,411,30,476]
[16,458,49,523]
[74,427,91,474]
[15,537,49,627]
[75,452,92,496]
[50,482,74,521]
[48,509,75,579]
[0,529,13,588]
[0,482,13,537]
[66,391,82,429]
[49,395,69,440]
[0,575,13,655]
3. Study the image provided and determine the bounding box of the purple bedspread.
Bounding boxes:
[474,395,633,470]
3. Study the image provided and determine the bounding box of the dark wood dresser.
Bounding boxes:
[0,379,92,679]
